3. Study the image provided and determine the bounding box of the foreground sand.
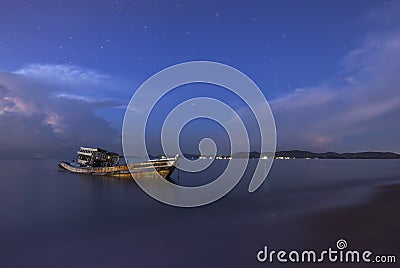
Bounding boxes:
[298,183,400,266]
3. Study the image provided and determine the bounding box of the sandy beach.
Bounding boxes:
[303,183,400,255]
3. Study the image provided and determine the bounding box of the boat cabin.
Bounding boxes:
[77,147,121,167]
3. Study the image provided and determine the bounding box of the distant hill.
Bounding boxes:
[340,152,400,159]
[232,150,400,159]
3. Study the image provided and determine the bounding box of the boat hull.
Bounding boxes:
[58,158,176,179]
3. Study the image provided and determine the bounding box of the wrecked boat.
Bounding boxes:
[58,147,177,179]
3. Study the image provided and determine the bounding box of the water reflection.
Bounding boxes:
[0,159,399,267]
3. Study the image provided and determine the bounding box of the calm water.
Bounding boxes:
[0,159,399,267]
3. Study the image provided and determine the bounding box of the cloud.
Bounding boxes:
[15,63,131,106]
[15,64,110,85]
[0,65,126,158]
[55,93,120,105]
[270,27,400,152]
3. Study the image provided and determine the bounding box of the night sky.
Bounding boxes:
[0,0,399,157]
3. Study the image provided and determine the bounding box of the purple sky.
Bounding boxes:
[0,0,399,157]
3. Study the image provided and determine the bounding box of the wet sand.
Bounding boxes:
[298,183,400,266]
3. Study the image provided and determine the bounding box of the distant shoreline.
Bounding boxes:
[150,150,400,160]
